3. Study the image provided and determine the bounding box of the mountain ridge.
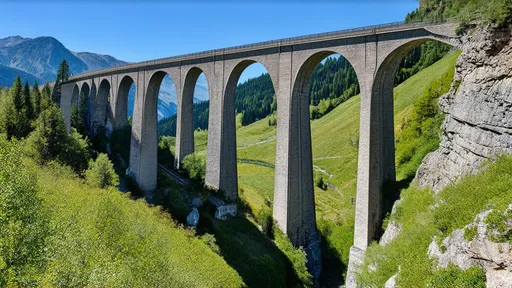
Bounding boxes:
[0,35,209,119]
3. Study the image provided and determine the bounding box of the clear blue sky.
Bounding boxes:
[0,0,418,82]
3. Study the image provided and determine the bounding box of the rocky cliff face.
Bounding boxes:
[428,207,512,287]
[417,25,512,191]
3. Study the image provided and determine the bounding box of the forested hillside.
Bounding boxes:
[158,55,361,136]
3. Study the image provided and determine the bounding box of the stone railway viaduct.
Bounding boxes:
[60,21,459,284]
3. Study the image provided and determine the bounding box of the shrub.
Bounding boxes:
[274,229,313,287]
[85,153,119,188]
[427,264,486,288]
[485,208,512,242]
[200,233,221,255]
[256,207,274,237]
[464,226,478,241]
[0,137,49,286]
[63,129,91,174]
[158,136,175,167]
[182,153,206,181]
[314,171,327,190]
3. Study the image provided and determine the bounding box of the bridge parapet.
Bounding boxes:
[63,21,454,83]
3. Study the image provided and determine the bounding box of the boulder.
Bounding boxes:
[186,208,200,227]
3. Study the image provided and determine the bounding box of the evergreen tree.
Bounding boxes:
[57,59,70,83]
[32,81,42,116]
[23,81,34,121]
[41,83,52,112]
[0,94,17,140]
[70,104,84,134]
[52,59,70,104]
[85,153,119,188]
[79,91,89,134]
[65,129,91,174]
[27,104,69,164]
[12,76,23,112]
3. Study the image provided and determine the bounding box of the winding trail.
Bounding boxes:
[237,159,342,195]
[237,136,276,150]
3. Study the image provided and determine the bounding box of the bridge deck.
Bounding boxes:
[66,20,447,82]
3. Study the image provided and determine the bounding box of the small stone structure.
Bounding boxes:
[207,195,237,220]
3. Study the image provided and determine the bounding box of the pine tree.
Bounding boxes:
[12,76,23,111]
[27,104,69,164]
[70,104,84,134]
[57,59,70,82]
[85,153,119,188]
[32,81,42,116]
[23,81,34,121]
[52,59,70,104]
[41,83,52,111]
[79,91,89,134]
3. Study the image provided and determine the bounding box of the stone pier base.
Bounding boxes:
[345,246,365,288]
[305,230,322,285]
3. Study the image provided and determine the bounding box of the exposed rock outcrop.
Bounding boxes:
[428,208,512,287]
[384,267,400,288]
[417,25,512,192]
[380,199,404,246]
[380,221,402,246]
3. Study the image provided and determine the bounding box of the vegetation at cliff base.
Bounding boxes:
[357,156,512,287]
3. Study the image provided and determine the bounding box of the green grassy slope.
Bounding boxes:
[35,162,244,287]
[358,156,512,287]
[192,51,460,221]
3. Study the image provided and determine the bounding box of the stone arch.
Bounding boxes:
[175,66,209,168]
[89,82,97,133]
[115,75,135,129]
[292,50,361,104]
[372,36,456,187]
[92,78,111,133]
[71,84,80,107]
[225,59,278,106]
[275,49,361,243]
[217,59,278,200]
[79,82,91,132]
[80,82,90,100]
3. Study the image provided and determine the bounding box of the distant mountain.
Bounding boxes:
[74,52,127,71]
[0,36,28,48]
[0,63,41,86]
[0,35,209,119]
[0,36,88,81]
